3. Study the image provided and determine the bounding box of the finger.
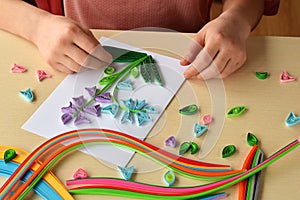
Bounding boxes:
[212,50,231,72]
[66,44,108,70]
[220,59,242,78]
[182,38,203,63]
[197,58,230,80]
[220,51,247,78]
[65,44,90,66]
[83,52,111,69]
[180,59,190,66]
[52,62,75,74]
[183,65,199,79]
[183,46,218,79]
[73,29,112,64]
[89,44,113,65]
[60,55,82,72]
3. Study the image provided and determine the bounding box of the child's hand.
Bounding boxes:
[180,12,250,80]
[34,15,112,73]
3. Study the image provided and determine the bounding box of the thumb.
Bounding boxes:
[90,44,113,64]
[83,45,113,70]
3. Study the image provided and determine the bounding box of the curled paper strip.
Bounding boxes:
[73,168,89,179]
[280,71,296,83]
[1,129,299,199]
[36,70,51,82]
[11,63,27,73]
[19,88,34,102]
[227,106,246,118]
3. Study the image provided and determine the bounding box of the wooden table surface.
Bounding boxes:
[0,29,300,199]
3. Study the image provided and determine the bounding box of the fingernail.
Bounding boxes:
[180,59,190,66]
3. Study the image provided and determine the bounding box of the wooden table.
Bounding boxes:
[0,29,300,199]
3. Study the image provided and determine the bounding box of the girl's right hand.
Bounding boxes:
[34,15,112,73]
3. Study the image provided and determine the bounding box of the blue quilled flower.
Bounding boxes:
[120,98,158,126]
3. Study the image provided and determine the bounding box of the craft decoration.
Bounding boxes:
[135,111,152,126]
[0,147,73,199]
[83,104,101,117]
[73,168,88,179]
[190,142,199,155]
[103,46,147,62]
[116,79,133,90]
[36,70,52,82]
[99,47,163,86]
[10,63,27,73]
[19,88,34,102]
[194,123,208,138]
[238,145,258,200]
[0,160,68,200]
[179,142,191,155]
[147,56,163,86]
[0,129,299,199]
[117,166,134,181]
[179,104,198,115]
[60,46,163,127]
[247,132,259,146]
[61,113,73,125]
[119,98,157,126]
[74,112,91,126]
[104,66,115,75]
[222,145,237,158]
[130,66,139,78]
[121,110,133,124]
[101,103,119,117]
[95,92,111,103]
[164,136,176,148]
[202,114,212,125]
[255,72,268,80]
[85,86,97,97]
[179,142,199,155]
[163,170,176,187]
[138,56,163,85]
[66,138,299,199]
[285,112,300,127]
[143,105,159,114]
[280,71,296,83]
[4,149,17,163]
[227,106,246,118]
[246,148,264,200]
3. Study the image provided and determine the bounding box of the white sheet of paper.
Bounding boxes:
[22,37,187,167]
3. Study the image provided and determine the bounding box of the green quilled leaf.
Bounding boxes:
[255,71,268,80]
[179,142,191,155]
[179,104,198,115]
[130,66,139,78]
[227,106,246,118]
[147,56,163,86]
[103,46,147,62]
[190,142,199,155]
[4,149,17,163]
[247,132,259,146]
[222,145,236,158]
[140,59,152,83]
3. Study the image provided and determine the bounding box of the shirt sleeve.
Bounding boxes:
[264,0,280,16]
[35,0,63,15]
